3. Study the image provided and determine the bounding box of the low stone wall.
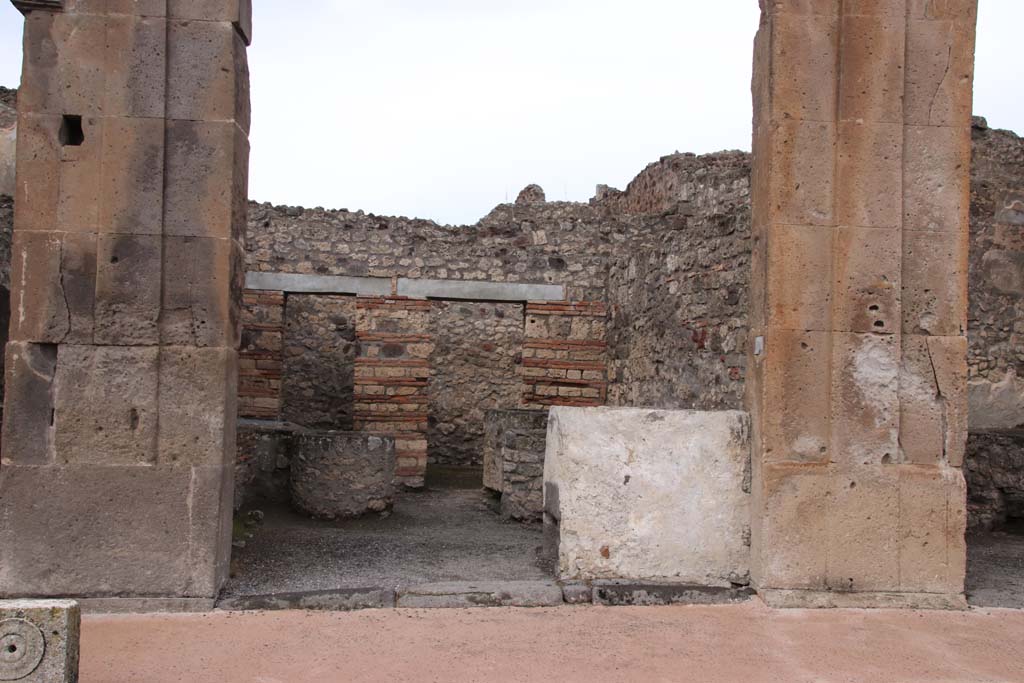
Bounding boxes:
[544,406,751,586]
[235,419,305,510]
[965,429,1024,530]
[483,409,548,521]
[290,431,396,519]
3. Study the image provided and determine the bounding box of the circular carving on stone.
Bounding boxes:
[0,619,45,681]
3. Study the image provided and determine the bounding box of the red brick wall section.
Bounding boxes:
[521,301,608,408]
[354,297,433,488]
[239,290,285,419]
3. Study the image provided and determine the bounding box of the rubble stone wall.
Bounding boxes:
[281,294,357,430]
[482,408,549,521]
[965,429,1024,530]
[607,152,751,411]
[428,301,523,467]
[245,199,623,302]
[967,119,1024,431]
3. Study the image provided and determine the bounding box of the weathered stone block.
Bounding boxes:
[842,0,907,16]
[161,237,244,347]
[830,333,899,467]
[899,335,968,466]
[0,464,232,598]
[544,407,750,586]
[53,345,158,466]
[765,223,832,331]
[763,0,840,16]
[761,329,831,462]
[95,234,162,344]
[907,0,977,20]
[826,465,900,592]
[65,0,167,16]
[903,124,971,233]
[59,232,99,343]
[836,120,903,228]
[832,226,900,334]
[755,463,830,591]
[103,15,167,118]
[19,12,165,117]
[902,229,968,336]
[6,232,96,344]
[19,12,107,117]
[0,600,80,683]
[168,0,252,45]
[904,18,976,127]
[770,13,838,123]
[99,116,165,234]
[12,114,59,231]
[14,113,102,233]
[898,465,966,594]
[290,432,396,519]
[9,231,78,343]
[158,347,238,467]
[838,14,905,123]
[1,343,57,466]
[167,18,250,129]
[164,120,250,240]
[768,119,836,226]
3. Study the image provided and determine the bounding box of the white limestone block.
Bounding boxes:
[544,407,750,586]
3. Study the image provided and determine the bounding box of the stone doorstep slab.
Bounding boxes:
[591,581,756,607]
[74,586,968,613]
[79,581,761,614]
[217,588,395,612]
[395,581,565,609]
[758,589,968,611]
[78,598,216,615]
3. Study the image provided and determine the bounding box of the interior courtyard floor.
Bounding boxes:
[966,523,1024,609]
[220,466,551,605]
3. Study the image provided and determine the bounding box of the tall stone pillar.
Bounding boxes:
[0,0,251,600]
[748,0,976,608]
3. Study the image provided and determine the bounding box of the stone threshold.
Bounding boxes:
[213,580,755,612]
[69,585,970,614]
[759,589,968,610]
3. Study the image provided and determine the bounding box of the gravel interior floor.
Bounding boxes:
[221,466,550,600]
[966,522,1024,609]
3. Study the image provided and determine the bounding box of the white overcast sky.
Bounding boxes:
[1,1,1022,224]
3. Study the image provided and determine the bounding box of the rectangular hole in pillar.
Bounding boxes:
[59,115,84,146]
